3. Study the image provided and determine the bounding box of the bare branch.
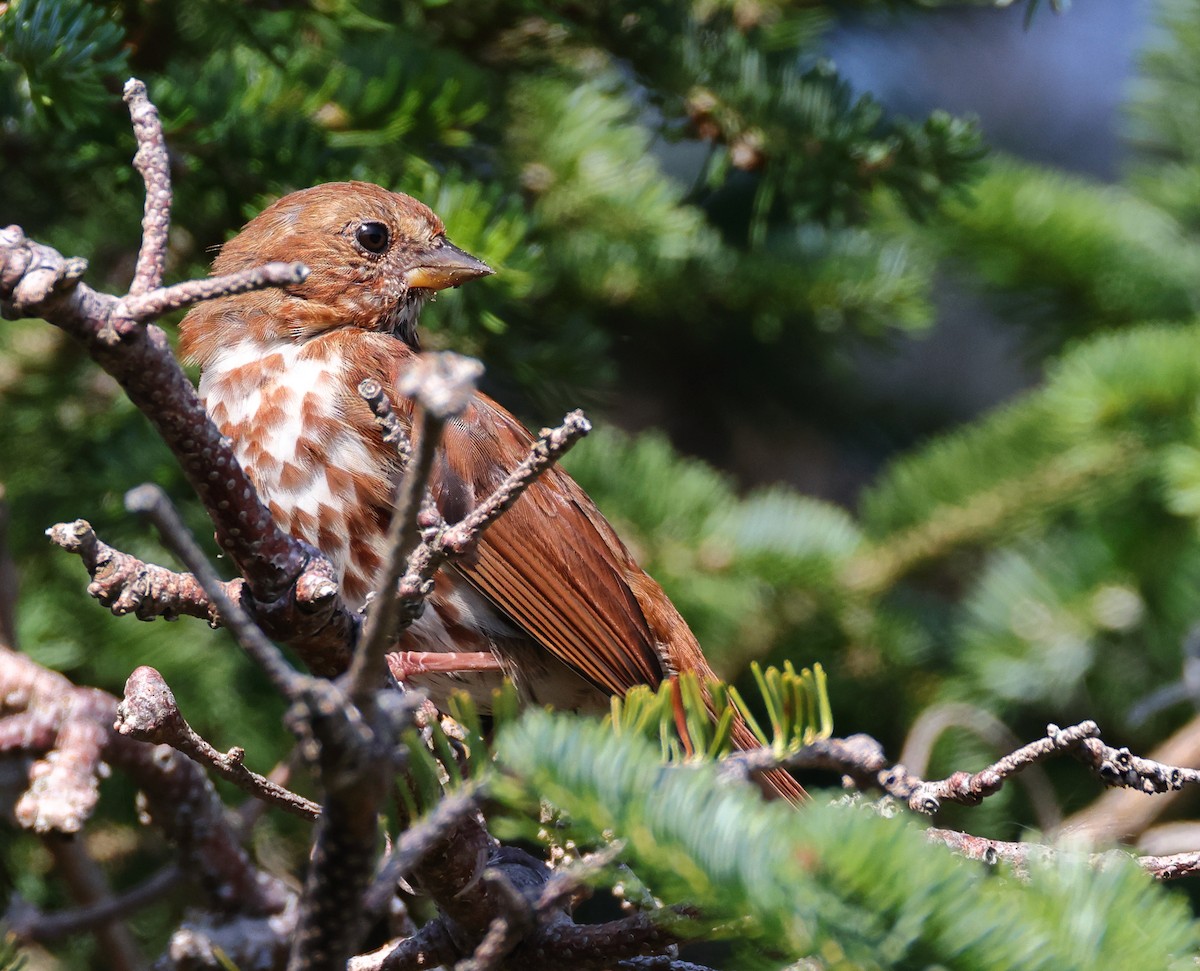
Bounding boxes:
[348,922,457,971]
[358,841,684,971]
[1058,713,1200,844]
[886,721,1193,816]
[6,865,183,945]
[119,261,309,324]
[354,387,592,694]
[363,788,482,919]
[0,225,88,311]
[47,518,233,624]
[39,836,148,971]
[123,78,172,297]
[2,160,356,677]
[900,702,1062,831]
[348,352,483,708]
[723,721,1200,820]
[116,666,321,821]
[162,900,297,971]
[0,645,289,916]
[359,377,412,463]
[457,869,536,971]
[719,733,888,792]
[1137,851,1200,881]
[926,828,1200,883]
[510,910,682,971]
[125,484,305,699]
[14,687,108,834]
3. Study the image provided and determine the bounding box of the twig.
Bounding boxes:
[7,864,182,945]
[348,353,483,708]
[162,899,298,971]
[0,644,289,917]
[508,910,682,971]
[457,869,535,971]
[1057,712,1200,844]
[348,921,458,971]
[362,788,482,919]
[402,807,498,943]
[46,519,234,625]
[440,409,591,552]
[14,687,109,834]
[359,378,413,464]
[106,486,397,970]
[719,733,888,792]
[124,484,304,699]
[234,753,305,835]
[353,365,591,707]
[123,78,172,298]
[925,828,1200,882]
[1,113,357,677]
[1136,851,1200,881]
[887,721,1194,815]
[119,262,309,323]
[0,708,61,754]
[39,835,147,971]
[359,846,684,971]
[899,702,1062,831]
[724,720,1200,822]
[116,665,321,821]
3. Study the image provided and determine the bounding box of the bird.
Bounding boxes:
[179,181,804,801]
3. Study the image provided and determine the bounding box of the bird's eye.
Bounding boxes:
[356,222,390,253]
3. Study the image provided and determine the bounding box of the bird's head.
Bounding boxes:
[180,181,492,364]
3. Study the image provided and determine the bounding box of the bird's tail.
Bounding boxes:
[667,675,808,804]
[730,719,809,804]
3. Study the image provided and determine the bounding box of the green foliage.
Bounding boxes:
[0,935,27,971]
[507,75,717,298]
[407,664,827,810]
[607,662,831,760]
[919,159,1200,342]
[492,711,1200,970]
[0,0,127,129]
[1127,0,1200,232]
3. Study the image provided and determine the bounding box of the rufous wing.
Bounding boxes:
[435,393,668,696]
[434,394,808,803]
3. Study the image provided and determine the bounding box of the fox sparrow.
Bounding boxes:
[179,182,803,800]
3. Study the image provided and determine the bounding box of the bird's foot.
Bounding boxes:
[386,650,505,683]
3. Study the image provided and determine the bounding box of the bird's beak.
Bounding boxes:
[403,240,494,291]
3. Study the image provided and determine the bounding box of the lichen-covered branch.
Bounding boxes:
[123,79,172,298]
[0,644,290,919]
[47,519,231,624]
[116,665,321,821]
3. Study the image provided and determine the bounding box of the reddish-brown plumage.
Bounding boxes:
[179,182,804,801]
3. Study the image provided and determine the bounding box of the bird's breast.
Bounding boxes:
[195,337,605,714]
[198,339,390,606]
